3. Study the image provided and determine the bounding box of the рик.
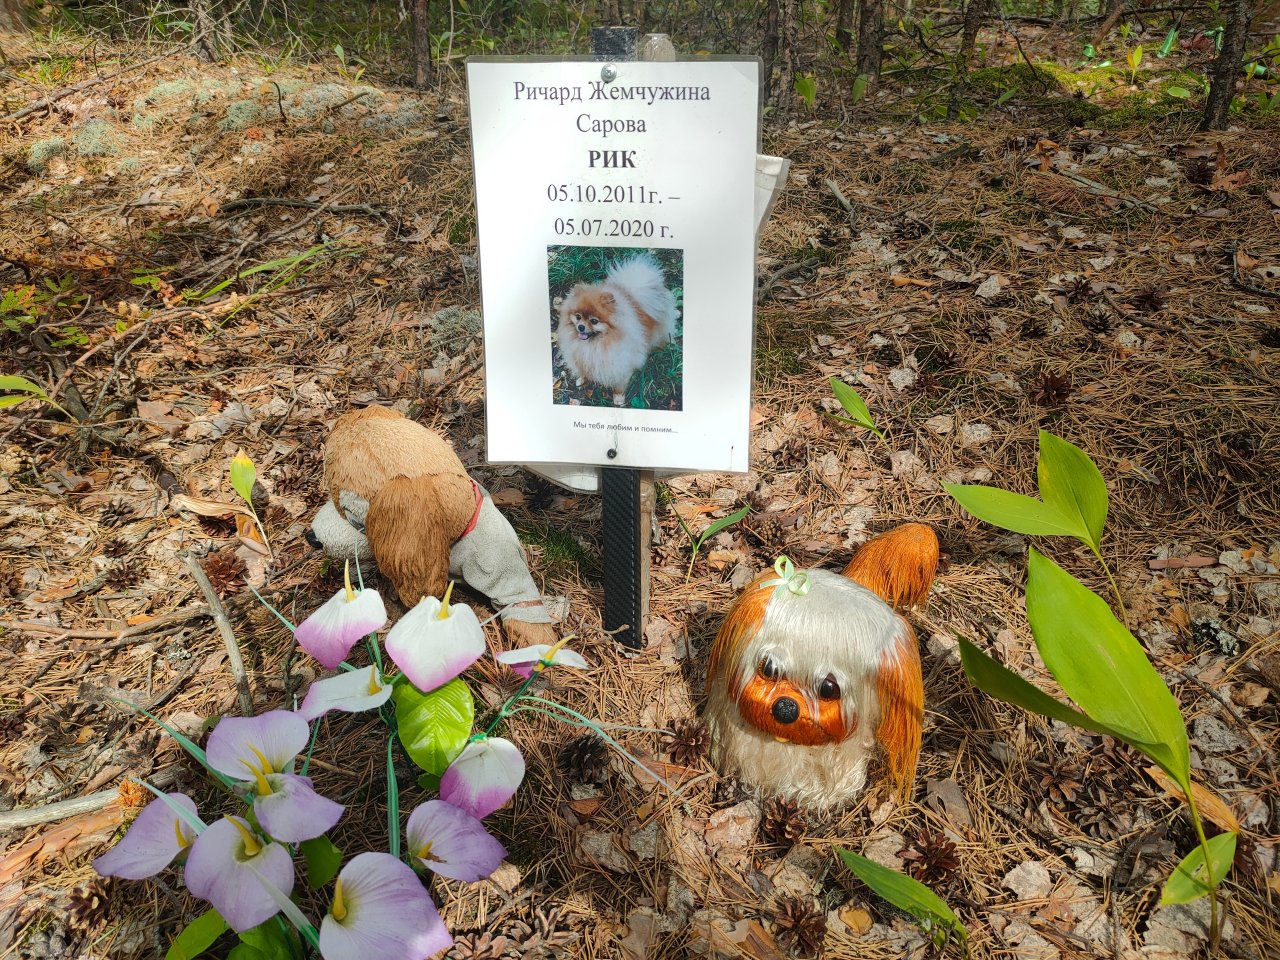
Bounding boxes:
[588,150,637,168]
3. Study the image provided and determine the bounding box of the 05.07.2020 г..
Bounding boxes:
[552,218,671,239]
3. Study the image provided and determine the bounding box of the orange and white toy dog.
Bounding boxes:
[706,524,938,810]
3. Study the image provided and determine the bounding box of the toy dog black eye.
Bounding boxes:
[818,674,841,700]
[758,656,780,680]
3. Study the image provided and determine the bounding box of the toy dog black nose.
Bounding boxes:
[771,697,800,725]
[304,528,321,549]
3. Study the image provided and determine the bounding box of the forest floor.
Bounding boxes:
[0,20,1278,960]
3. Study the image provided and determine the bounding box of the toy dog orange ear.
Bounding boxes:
[842,523,939,610]
[875,622,923,799]
[707,572,774,696]
[366,473,475,606]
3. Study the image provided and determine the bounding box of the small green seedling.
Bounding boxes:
[838,849,969,956]
[229,452,272,556]
[333,43,366,83]
[828,376,885,440]
[1127,44,1144,84]
[944,430,1123,620]
[675,504,751,582]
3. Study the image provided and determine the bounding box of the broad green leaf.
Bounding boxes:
[1128,45,1143,70]
[1158,26,1179,57]
[794,74,817,108]
[300,835,343,890]
[828,377,881,436]
[944,484,1085,539]
[1166,86,1192,99]
[165,908,228,960]
[232,919,294,960]
[394,678,474,776]
[1036,431,1107,552]
[850,73,871,104]
[0,375,51,401]
[1162,832,1236,904]
[230,453,257,506]
[1026,550,1189,782]
[838,849,966,943]
[699,505,751,545]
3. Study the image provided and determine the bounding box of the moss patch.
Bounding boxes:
[27,137,65,173]
[220,99,261,131]
[73,119,120,157]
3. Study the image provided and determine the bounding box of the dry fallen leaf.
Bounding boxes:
[1268,189,1280,209]
[890,275,933,288]
[1145,766,1240,832]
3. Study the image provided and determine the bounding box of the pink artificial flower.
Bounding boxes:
[295,563,387,669]
[93,793,203,880]
[384,584,486,693]
[494,640,589,680]
[184,816,295,933]
[439,737,525,820]
[206,711,343,842]
[297,666,393,722]
[319,852,452,959]
[405,800,506,882]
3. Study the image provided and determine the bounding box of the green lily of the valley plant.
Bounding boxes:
[943,430,1126,622]
[0,374,73,420]
[838,849,968,956]
[229,452,272,559]
[675,504,751,582]
[958,550,1235,944]
[828,376,885,441]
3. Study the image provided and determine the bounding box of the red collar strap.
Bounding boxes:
[461,479,484,538]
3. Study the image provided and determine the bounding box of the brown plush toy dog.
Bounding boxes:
[705,524,938,810]
[307,406,556,648]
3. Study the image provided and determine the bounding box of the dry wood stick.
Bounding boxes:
[181,553,253,716]
[0,768,180,832]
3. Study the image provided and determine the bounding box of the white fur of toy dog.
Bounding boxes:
[705,568,911,810]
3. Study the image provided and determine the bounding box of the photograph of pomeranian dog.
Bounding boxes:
[549,247,683,409]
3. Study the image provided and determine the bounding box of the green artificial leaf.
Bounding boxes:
[394,678,474,776]
[1162,832,1237,904]
[1026,550,1190,783]
[828,376,883,438]
[417,771,442,792]
[944,484,1082,539]
[1158,26,1179,57]
[1166,86,1192,99]
[165,908,228,960]
[1035,430,1108,552]
[387,737,401,859]
[699,505,751,545]
[300,835,343,890]
[231,919,295,960]
[230,453,257,506]
[837,849,966,944]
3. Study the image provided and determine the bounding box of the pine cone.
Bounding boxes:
[1019,317,1048,340]
[773,898,826,957]
[1082,305,1113,334]
[107,560,141,591]
[1031,371,1072,405]
[900,829,960,885]
[712,776,750,808]
[103,536,131,559]
[203,547,245,599]
[447,932,511,960]
[761,796,808,848]
[1075,782,1128,840]
[67,880,110,933]
[558,733,609,784]
[100,496,136,526]
[1036,756,1085,805]
[1128,284,1168,313]
[506,907,578,957]
[665,717,708,767]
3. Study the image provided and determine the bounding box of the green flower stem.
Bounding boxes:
[249,584,296,631]
[1183,786,1221,948]
[1091,547,1128,626]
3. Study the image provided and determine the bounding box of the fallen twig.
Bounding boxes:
[219,197,385,218]
[1,50,179,123]
[0,768,179,833]
[181,553,253,716]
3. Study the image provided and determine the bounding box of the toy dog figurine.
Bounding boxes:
[706,524,938,810]
[307,406,556,648]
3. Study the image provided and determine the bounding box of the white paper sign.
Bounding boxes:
[467,58,760,473]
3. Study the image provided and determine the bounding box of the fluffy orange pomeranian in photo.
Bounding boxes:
[556,254,680,407]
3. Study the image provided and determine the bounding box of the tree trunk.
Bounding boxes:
[0,0,28,33]
[412,0,432,88]
[834,0,855,52]
[855,0,884,83]
[1091,0,1126,48]
[190,0,232,61]
[762,0,780,108]
[947,0,988,118]
[1201,0,1251,130]
[773,0,798,116]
